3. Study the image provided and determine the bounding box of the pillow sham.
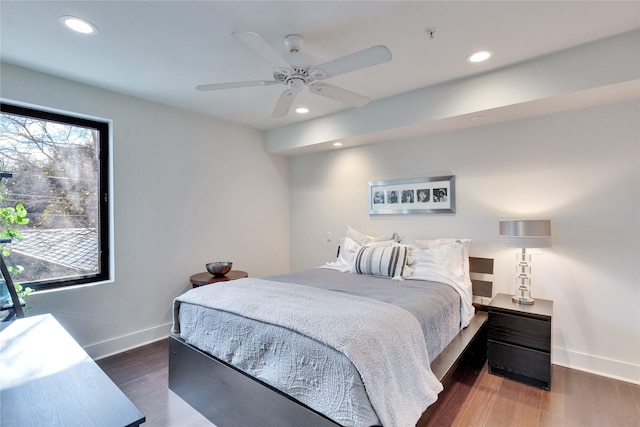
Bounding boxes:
[410,242,464,282]
[353,244,410,280]
[406,239,474,327]
[346,226,399,245]
[343,236,397,265]
[322,236,396,272]
[402,237,471,280]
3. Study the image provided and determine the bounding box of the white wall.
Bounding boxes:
[1,63,290,358]
[289,100,640,384]
[3,62,638,385]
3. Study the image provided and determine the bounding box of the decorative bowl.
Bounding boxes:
[206,262,233,277]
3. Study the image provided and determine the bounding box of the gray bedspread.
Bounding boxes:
[270,269,461,359]
[173,269,461,427]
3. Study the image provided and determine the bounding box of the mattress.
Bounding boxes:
[174,268,461,427]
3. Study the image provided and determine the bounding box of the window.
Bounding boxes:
[0,102,110,291]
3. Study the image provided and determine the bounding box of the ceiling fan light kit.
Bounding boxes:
[197,31,392,118]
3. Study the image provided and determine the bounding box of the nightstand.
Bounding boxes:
[487,293,553,390]
[190,270,248,288]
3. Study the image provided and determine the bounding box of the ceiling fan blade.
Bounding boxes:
[272,90,297,118]
[309,83,370,108]
[232,31,291,69]
[309,45,391,79]
[196,80,279,91]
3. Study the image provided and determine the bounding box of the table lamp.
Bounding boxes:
[499,219,551,305]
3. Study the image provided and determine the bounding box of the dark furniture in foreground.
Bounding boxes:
[170,257,493,427]
[488,293,553,390]
[0,314,145,427]
[189,270,248,288]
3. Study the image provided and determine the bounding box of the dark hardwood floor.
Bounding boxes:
[97,339,640,427]
[97,339,214,427]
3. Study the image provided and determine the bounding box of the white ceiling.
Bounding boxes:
[1,1,639,132]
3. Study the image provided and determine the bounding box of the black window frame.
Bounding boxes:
[0,102,110,290]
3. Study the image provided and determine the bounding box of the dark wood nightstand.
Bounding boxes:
[487,293,553,390]
[190,270,248,288]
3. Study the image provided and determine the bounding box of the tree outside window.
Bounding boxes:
[0,103,109,291]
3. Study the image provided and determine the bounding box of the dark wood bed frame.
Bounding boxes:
[169,257,494,427]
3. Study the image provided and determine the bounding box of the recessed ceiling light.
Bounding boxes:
[60,16,98,35]
[295,107,309,114]
[467,50,493,63]
[333,142,343,147]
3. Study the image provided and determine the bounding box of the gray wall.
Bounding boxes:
[1,63,291,357]
[289,100,640,383]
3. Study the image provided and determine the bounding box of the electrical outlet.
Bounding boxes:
[326,231,332,242]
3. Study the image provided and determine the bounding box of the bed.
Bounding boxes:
[169,235,493,427]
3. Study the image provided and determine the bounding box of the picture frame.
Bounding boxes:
[368,175,456,215]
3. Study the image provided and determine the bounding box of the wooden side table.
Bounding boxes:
[190,270,248,288]
[487,293,553,390]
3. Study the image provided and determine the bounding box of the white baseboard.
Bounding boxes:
[87,322,173,360]
[553,347,640,385]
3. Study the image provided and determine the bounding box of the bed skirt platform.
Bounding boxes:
[168,311,487,427]
[169,335,341,427]
[430,311,488,385]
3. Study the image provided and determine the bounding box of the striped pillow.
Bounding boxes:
[353,245,408,279]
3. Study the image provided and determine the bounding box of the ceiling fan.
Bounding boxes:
[196,31,392,118]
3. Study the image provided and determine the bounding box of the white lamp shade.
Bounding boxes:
[499,219,552,248]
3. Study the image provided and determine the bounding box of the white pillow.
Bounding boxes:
[353,244,411,280]
[346,225,399,245]
[410,242,464,283]
[403,238,471,281]
[336,236,361,267]
[407,239,474,327]
[323,227,399,272]
[332,236,396,271]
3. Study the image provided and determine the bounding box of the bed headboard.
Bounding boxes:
[336,246,494,302]
[469,256,494,307]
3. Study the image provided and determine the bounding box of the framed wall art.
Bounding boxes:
[368,175,456,215]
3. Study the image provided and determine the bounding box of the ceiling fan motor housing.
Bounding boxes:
[288,78,305,93]
[284,34,304,52]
